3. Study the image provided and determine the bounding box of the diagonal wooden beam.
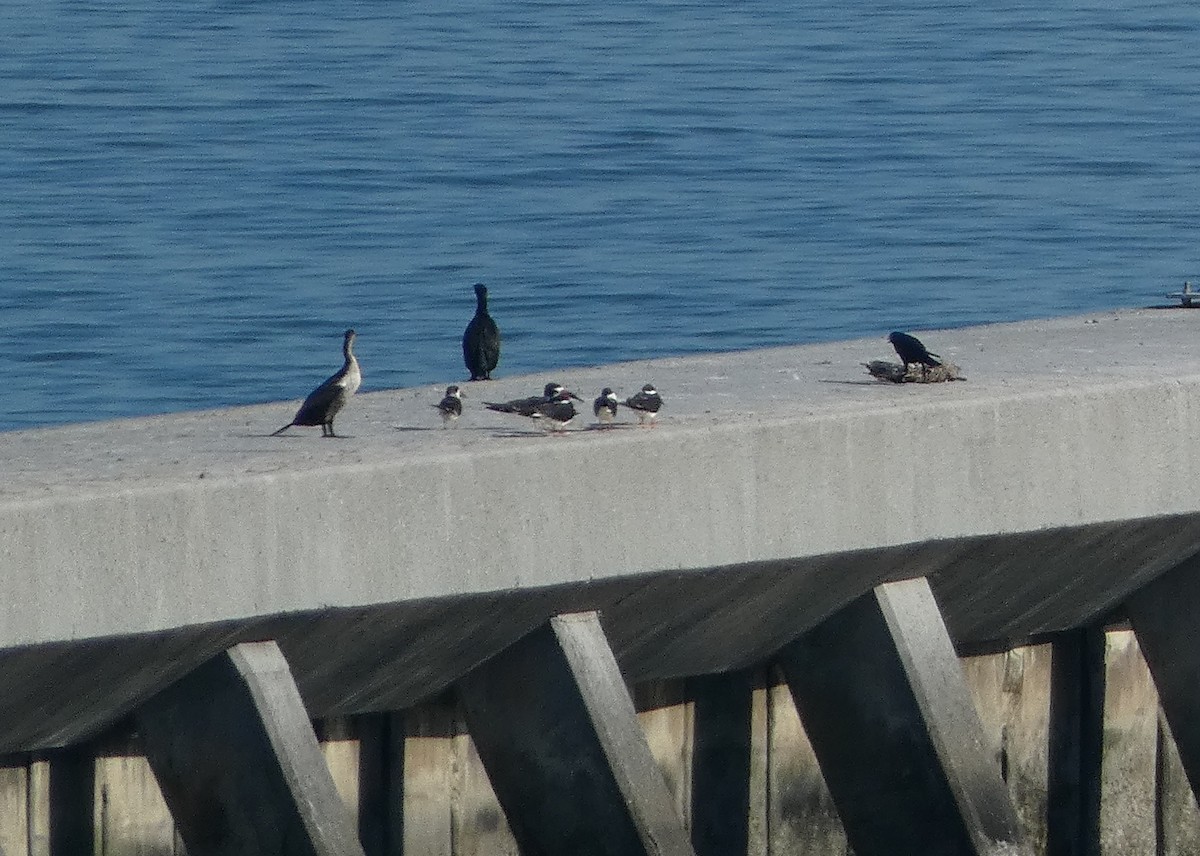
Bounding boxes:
[133,641,365,856]
[1127,555,1200,809]
[457,611,696,856]
[776,577,1029,856]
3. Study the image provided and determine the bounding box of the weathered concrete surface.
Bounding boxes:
[2,309,1200,751]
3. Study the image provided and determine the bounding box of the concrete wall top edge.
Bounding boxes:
[4,309,1200,649]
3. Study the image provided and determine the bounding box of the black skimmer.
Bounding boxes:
[593,388,619,426]
[530,388,579,432]
[433,385,463,427]
[272,329,361,438]
[623,384,663,427]
[887,331,941,379]
[484,382,580,417]
[462,282,501,381]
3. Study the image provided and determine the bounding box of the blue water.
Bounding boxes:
[3,0,1199,431]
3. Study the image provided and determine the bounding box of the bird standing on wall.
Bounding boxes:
[433,385,463,427]
[272,329,361,438]
[888,331,941,379]
[623,384,663,427]
[530,388,580,433]
[462,283,501,381]
[484,382,580,417]
[593,388,619,426]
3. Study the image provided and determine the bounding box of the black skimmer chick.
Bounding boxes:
[623,383,663,427]
[272,329,361,438]
[484,382,580,417]
[433,385,463,427]
[888,331,941,379]
[463,282,501,381]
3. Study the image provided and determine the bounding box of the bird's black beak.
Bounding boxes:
[568,391,583,401]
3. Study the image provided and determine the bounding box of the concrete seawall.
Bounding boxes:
[4,308,1200,854]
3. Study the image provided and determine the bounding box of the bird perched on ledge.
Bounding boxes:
[484,382,580,417]
[462,282,501,381]
[272,329,361,438]
[888,331,941,379]
[433,385,463,427]
[529,388,580,432]
[623,384,663,426]
[593,388,619,426]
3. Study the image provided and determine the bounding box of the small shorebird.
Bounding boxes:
[462,283,501,381]
[272,329,361,438]
[593,388,619,426]
[888,331,941,379]
[433,385,463,427]
[623,383,663,427]
[484,382,580,417]
[530,388,579,433]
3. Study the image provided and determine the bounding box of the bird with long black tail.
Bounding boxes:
[433,385,463,427]
[462,282,500,381]
[529,388,580,433]
[484,382,580,417]
[623,384,663,427]
[272,329,361,438]
[887,331,941,379]
[593,388,619,426]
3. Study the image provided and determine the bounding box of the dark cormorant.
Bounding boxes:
[433,385,463,427]
[272,329,361,438]
[622,384,663,427]
[462,283,501,381]
[888,331,941,379]
[593,388,619,425]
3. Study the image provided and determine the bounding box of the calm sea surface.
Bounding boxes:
[3,0,1199,431]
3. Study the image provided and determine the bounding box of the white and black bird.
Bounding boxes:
[623,383,663,427]
[272,329,361,438]
[433,385,463,427]
[888,331,941,379]
[530,388,579,432]
[484,382,580,417]
[462,282,501,381]
[593,387,619,426]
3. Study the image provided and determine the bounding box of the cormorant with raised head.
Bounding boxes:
[272,329,361,438]
[462,283,501,381]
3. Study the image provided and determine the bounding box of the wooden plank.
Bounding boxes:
[28,759,49,856]
[402,701,455,856]
[635,679,693,831]
[47,745,93,856]
[777,578,1028,856]
[746,681,769,856]
[0,762,30,856]
[1128,557,1200,807]
[95,754,178,856]
[133,641,364,856]
[1158,710,1200,856]
[457,612,695,856]
[451,724,517,856]
[357,712,404,856]
[1099,631,1157,855]
[764,679,848,856]
[688,671,750,856]
[1046,627,1105,856]
[961,644,1053,854]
